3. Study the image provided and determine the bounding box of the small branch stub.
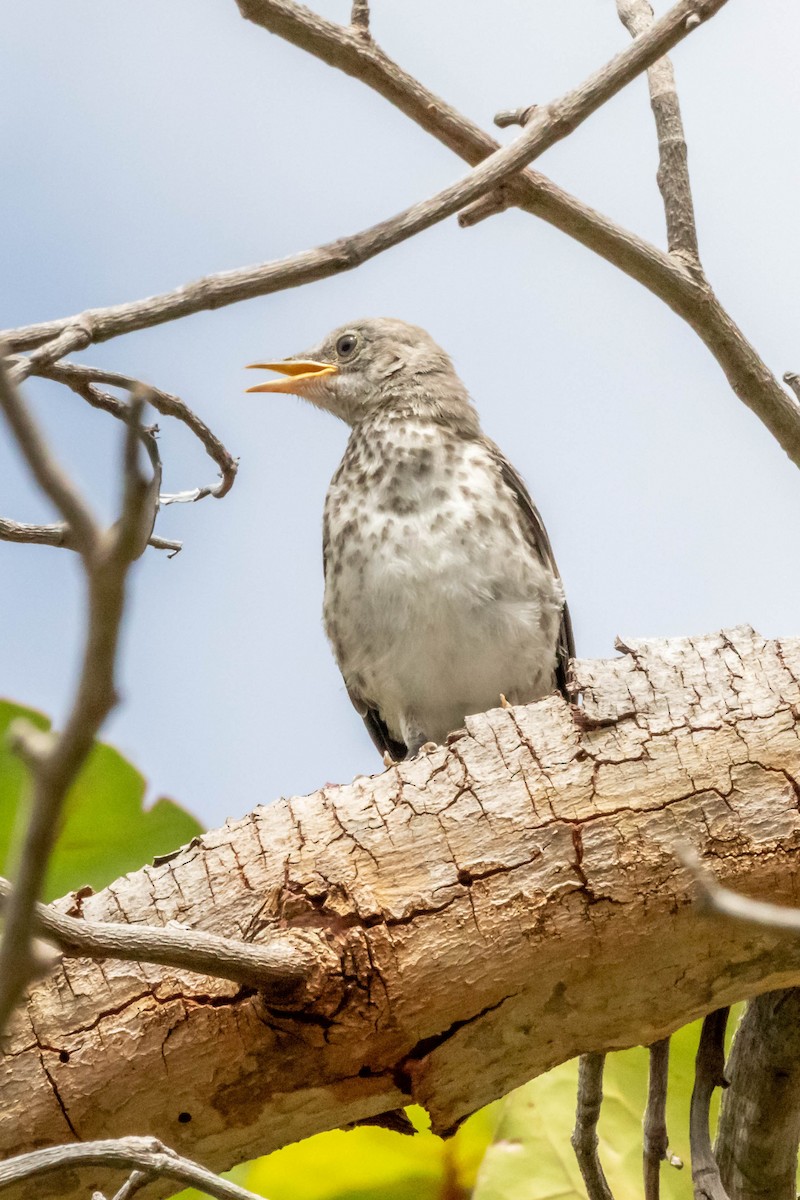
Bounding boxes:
[494,104,538,129]
[350,0,370,34]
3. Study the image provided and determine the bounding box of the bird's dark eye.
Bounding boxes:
[336,333,358,359]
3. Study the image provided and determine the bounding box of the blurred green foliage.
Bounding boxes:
[0,698,202,900]
[176,1018,718,1200]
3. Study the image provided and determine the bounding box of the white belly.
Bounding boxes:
[323,426,563,747]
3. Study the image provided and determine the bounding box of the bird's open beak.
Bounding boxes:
[245,359,338,395]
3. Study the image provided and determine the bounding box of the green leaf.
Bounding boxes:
[0,698,202,900]
[175,1105,499,1200]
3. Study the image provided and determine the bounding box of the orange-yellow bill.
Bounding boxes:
[245,360,337,394]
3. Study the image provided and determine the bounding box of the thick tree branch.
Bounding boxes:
[617,0,700,263]
[3,629,800,1199]
[715,990,800,1200]
[0,1137,264,1200]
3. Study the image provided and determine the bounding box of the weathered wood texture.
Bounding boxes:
[3,627,800,1199]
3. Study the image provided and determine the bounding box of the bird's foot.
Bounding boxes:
[499,693,512,710]
[403,736,438,760]
[382,750,397,768]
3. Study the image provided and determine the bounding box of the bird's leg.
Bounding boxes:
[401,716,431,760]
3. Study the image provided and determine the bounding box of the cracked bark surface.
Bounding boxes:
[3,626,800,1200]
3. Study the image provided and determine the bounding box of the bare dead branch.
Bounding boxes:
[0,367,160,1034]
[111,1172,152,1200]
[0,354,97,555]
[111,392,162,565]
[350,0,369,35]
[0,516,180,555]
[571,1053,615,1200]
[34,361,238,505]
[494,105,538,129]
[689,1010,731,1200]
[0,1136,265,1200]
[644,1038,681,1200]
[232,0,800,471]
[715,989,800,1200]
[679,844,800,933]
[9,324,92,383]
[3,0,723,362]
[0,876,325,1002]
[616,0,700,262]
[784,372,800,403]
[8,1,798,470]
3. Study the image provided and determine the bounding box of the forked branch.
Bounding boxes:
[234,0,800,470]
[4,0,723,364]
[0,1137,264,1200]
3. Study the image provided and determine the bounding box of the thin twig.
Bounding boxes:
[350,0,369,35]
[0,516,179,555]
[111,1171,152,1200]
[616,0,700,262]
[9,324,91,383]
[0,1136,265,1200]
[689,1010,731,1200]
[644,1038,681,1200]
[0,365,159,1034]
[571,1053,615,1200]
[4,0,722,361]
[679,844,800,933]
[230,0,800,470]
[0,354,97,555]
[35,361,238,504]
[0,876,321,1000]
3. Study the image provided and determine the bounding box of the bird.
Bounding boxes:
[247,318,573,761]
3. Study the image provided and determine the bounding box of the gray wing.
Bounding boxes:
[486,439,575,701]
[323,507,408,760]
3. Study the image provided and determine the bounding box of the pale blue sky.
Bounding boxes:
[2,1,799,829]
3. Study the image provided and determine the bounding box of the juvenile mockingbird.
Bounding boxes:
[248,318,573,760]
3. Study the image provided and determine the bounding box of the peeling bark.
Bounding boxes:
[3,627,800,1199]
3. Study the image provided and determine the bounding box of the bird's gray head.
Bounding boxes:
[246,317,480,434]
